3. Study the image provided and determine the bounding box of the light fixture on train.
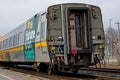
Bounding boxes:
[50,36,55,41]
[50,46,56,52]
[92,8,97,19]
[92,36,96,40]
[98,45,103,49]
[51,8,58,20]
[58,36,63,41]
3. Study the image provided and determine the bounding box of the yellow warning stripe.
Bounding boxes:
[0,41,47,53]
[35,41,47,48]
[4,46,24,53]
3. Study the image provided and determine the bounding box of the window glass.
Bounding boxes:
[75,15,81,48]
[13,35,15,46]
[18,32,22,45]
[13,34,17,46]
[41,22,46,40]
[9,38,10,47]
[15,34,18,45]
[18,33,20,45]
[5,40,7,48]
[6,39,9,48]
[0,42,1,49]
[9,37,13,47]
[3,41,5,48]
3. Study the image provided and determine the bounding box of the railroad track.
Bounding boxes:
[2,66,93,80]
[1,65,120,80]
[78,68,120,80]
[8,67,77,80]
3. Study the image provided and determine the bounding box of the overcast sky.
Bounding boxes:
[0,0,119,35]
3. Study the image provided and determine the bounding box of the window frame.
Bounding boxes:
[40,13,47,41]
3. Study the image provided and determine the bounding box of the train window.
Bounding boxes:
[5,39,7,48]
[11,37,13,46]
[15,36,17,45]
[5,40,7,48]
[9,37,13,47]
[13,34,18,46]
[41,22,46,40]
[5,40,6,48]
[18,32,23,45]
[75,15,82,47]
[6,39,9,48]
[13,35,15,46]
[0,42,1,49]
[18,33,20,45]
[9,38,10,47]
[4,40,6,48]
[3,40,5,48]
[0,42,2,49]
[18,31,24,44]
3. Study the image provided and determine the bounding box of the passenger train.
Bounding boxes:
[0,3,105,73]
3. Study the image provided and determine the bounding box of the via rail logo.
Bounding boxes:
[27,21,32,30]
[24,20,36,61]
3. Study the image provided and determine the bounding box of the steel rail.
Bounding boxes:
[78,68,120,79]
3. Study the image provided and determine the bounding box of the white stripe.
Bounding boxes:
[0,73,14,80]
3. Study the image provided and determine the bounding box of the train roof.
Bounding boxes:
[1,3,100,39]
[48,3,100,9]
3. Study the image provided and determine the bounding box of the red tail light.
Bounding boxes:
[72,49,77,55]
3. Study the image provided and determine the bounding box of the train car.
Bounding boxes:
[0,3,104,73]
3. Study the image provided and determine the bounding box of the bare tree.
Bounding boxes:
[105,27,120,65]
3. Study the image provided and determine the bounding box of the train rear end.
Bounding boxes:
[47,3,104,72]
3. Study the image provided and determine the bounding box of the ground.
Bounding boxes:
[101,61,120,69]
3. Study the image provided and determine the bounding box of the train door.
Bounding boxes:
[40,13,47,42]
[67,8,92,54]
[39,13,50,62]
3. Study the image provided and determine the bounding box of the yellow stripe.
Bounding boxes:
[4,46,24,53]
[0,50,6,61]
[2,41,47,53]
[35,41,47,48]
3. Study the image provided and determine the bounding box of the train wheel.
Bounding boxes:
[47,60,57,74]
[47,64,59,74]
[94,54,101,68]
[36,66,40,72]
[94,58,101,68]
[95,62,101,68]
[47,67,52,74]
